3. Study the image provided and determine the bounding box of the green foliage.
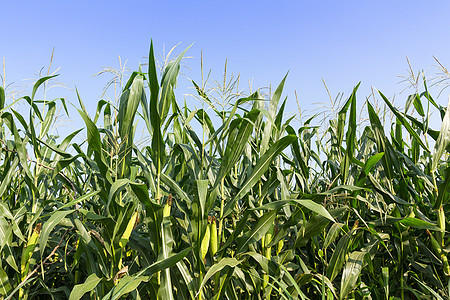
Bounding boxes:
[0,41,449,299]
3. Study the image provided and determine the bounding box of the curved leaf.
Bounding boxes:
[223,135,296,218]
[69,273,102,300]
[340,251,367,299]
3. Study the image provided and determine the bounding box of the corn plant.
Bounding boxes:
[0,41,449,299]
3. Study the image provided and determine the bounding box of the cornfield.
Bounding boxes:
[0,42,449,299]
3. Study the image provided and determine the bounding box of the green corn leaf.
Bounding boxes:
[36,136,72,158]
[40,210,75,257]
[159,201,176,300]
[413,93,425,116]
[147,40,159,107]
[22,95,43,121]
[160,173,191,204]
[364,152,384,175]
[159,44,192,123]
[326,231,354,281]
[251,199,335,222]
[78,109,110,181]
[340,251,367,300]
[0,204,14,223]
[213,109,260,190]
[243,251,279,275]
[117,74,144,178]
[367,101,395,180]
[1,112,33,180]
[40,101,56,138]
[0,217,19,272]
[405,94,416,114]
[260,73,288,154]
[399,217,443,231]
[107,276,149,300]
[93,99,109,124]
[0,86,4,110]
[51,154,82,180]
[0,157,19,198]
[107,179,130,209]
[341,83,360,183]
[102,248,192,300]
[73,218,92,245]
[134,147,158,195]
[286,125,310,180]
[378,90,430,152]
[217,212,249,254]
[403,112,440,140]
[422,80,446,119]
[31,75,58,101]
[197,258,242,295]
[412,277,444,300]
[69,273,102,300]
[175,260,196,300]
[147,41,159,112]
[4,277,36,300]
[324,223,345,250]
[0,265,12,297]
[148,42,165,181]
[295,208,347,248]
[382,267,389,299]
[118,74,143,139]
[223,135,296,218]
[236,210,276,253]
[42,190,99,218]
[59,128,83,151]
[337,95,352,150]
[319,185,367,195]
[11,109,29,132]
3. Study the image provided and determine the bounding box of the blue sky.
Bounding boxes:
[2,1,450,133]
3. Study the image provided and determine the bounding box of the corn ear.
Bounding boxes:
[119,211,138,248]
[262,223,275,289]
[264,224,274,259]
[163,194,173,218]
[437,205,445,246]
[273,225,284,255]
[201,221,210,261]
[276,239,284,255]
[209,216,218,257]
[352,220,359,231]
[442,253,450,277]
[427,229,441,255]
[263,273,269,290]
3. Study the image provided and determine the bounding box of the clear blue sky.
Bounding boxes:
[2,1,450,132]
